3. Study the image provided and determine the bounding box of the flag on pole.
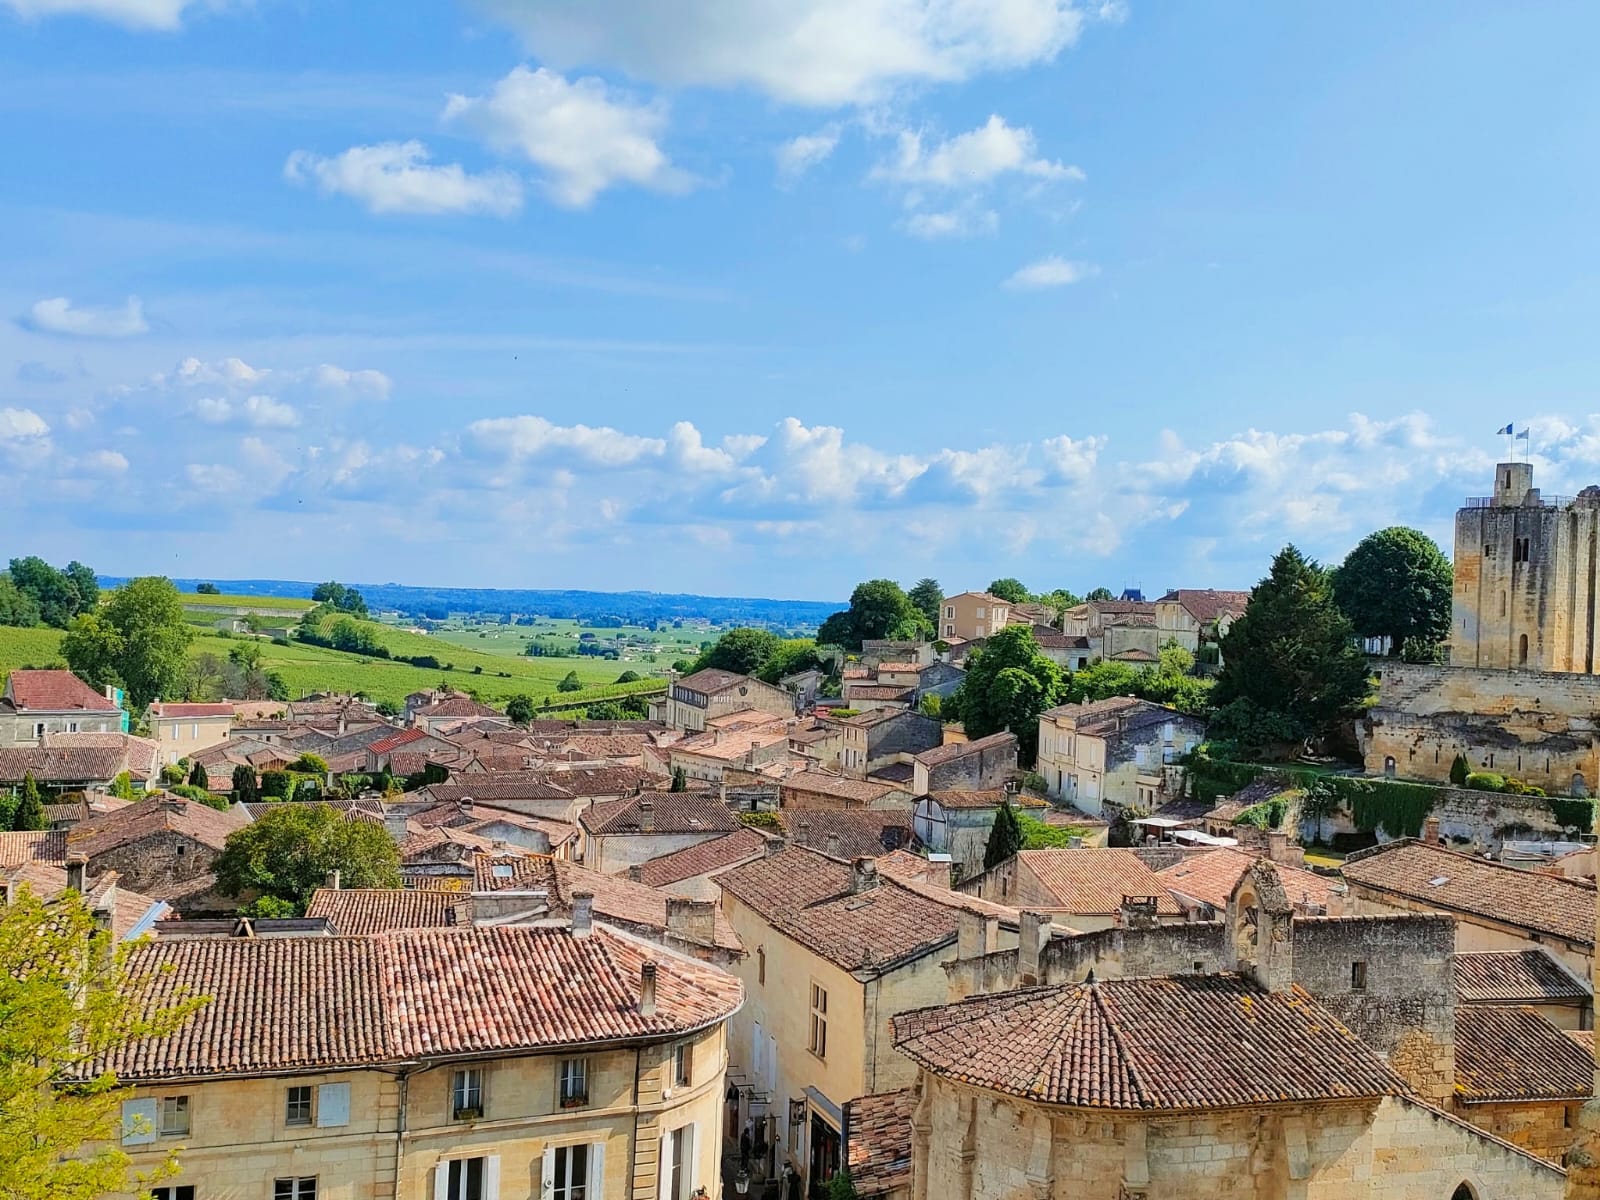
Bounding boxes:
[1517,429,1530,441]
[1497,423,1514,435]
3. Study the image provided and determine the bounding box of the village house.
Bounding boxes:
[956,847,1182,930]
[146,701,235,764]
[1035,697,1205,816]
[579,792,742,876]
[109,922,741,1200]
[409,693,505,735]
[837,709,942,778]
[636,828,773,901]
[0,669,123,747]
[1154,588,1251,666]
[1154,840,1346,918]
[779,771,907,811]
[716,846,1019,1195]
[777,810,917,859]
[1454,949,1592,1031]
[911,732,1017,795]
[4,859,167,941]
[667,714,792,785]
[66,794,249,912]
[937,593,1011,642]
[1060,598,1163,664]
[0,732,161,793]
[907,789,1051,879]
[664,669,794,733]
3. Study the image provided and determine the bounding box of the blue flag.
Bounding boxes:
[1497,423,1514,435]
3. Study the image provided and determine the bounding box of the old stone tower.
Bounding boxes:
[1452,461,1600,672]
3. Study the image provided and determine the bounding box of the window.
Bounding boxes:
[151,1189,195,1200]
[1350,961,1368,992]
[673,1041,692,1089]
[68,721,78,733]
[33,722,45,739]
[159,1095,190,1137]
[442,1157,497,1200]
[274,1179,317,1200]
[809,983,828,1059]
[551,1145,590,1200]
[451,1068,484,1120]
[559,1058,588,1108]
[943,606,954,619]
[316,1081,350,1127]
[662,1125,697,1200]
[286,1085,313,1126]
[943,624,953,636]
[191,722,199,739]
[1519,634,1529,666]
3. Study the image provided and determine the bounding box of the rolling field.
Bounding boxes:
[0,625,69,670]
[177,593,317,612]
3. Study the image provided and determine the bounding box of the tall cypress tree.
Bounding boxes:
[13,773,45,832]
[189,760,209,790]
[232,764,259,803]
[983,799,1025,871]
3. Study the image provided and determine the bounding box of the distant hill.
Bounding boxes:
[98,578,842,628]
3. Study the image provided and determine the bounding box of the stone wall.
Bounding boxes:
[1461,1099,1578,1166]
[868,713,943,763]
[87,829,219,896]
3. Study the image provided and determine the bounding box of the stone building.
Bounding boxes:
[664,669,795,733]
[956,847,1182,932]
[578,792,741,875]
[0,669,122,747]
[66,794,249,907]
[911,732,1017,795]
[1035,697,1205,817]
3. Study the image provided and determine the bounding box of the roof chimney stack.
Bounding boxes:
[325,869,341,891]
[66,854,87,894]
[639,960,658,1017]
[571,890,594,939]
[850,856,879,894]
[796,819,811,846]
[825,831,842,858]
[667,897,717,944]
[1423,815,1443,846]
[639,797,655,833]
[384,811,409,844]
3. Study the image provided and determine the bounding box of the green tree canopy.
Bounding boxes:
[290,753,328,776]
[907,578,943,634]
[948,625,1063,764]
[61,577,192,709]
[693,627,782,676]
[987,577,1030,605]
[1213,545,1371,754]
[194,582,221,594]
[556,670,583,692]
[213,804,401,914]
[311,581,369,617]
[0,884,205,1200]
[232,764,259,803]
[188,760,209,790]
[6,557,97,629]
[505,694,535,724]
[1331,526,1453,657]
[13,773,46,832]
[983,799,1025,870]
[816,579,928,650]
[0,574,42,627]
[1086,587,1114,602]
[670,766,688,792]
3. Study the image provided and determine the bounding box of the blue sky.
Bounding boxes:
[4,1,1600,601]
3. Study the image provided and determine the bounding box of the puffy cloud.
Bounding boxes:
[2,0,192,30]
[25,295,148,338]
[873,115,1080,187]
[185,463,245,492]
[72,450,130,474]
[0,407,50,440]
[306,363,392,400]
[776,128,841,183]
[463,415,666,468]
[194,394,301,429]
[445,67,690,208]
[903,205,998,239]
[475,0,1086,107]
[1003,256,1098,289]
[284,141,523,217]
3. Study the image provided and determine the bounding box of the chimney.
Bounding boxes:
[571,891,594,939]
[639,798,655,833]
[1117,895,1160,931]
[796,819,811,846]
[955,910,999,958]
[1067,835,1083,849]
[66,854,87,894]
[825,831,842,858]
[667,897,717,944]
[1019,911,1050,985]
[639,961,659,1017]
[1266,830,1288,864]
[92,879,117,935]
[1422,815,1442,846]
[162,796,186,814]
[460,798,475,816]
[850,857,879,895]
[628,864,644,883]
[385,812,410,844]
[338,714,347,736]
[325,869,341,891]
[764,833,784,857]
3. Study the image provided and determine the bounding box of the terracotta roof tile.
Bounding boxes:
[104,926,742,1080]
[845,1089,915,1198]
[581,793,739,836]
[778,810,916,860]
[1454,950,1592,1005]
[305,888,465,935]
[0,738,159,785]
[781,772,900,806]
[637,829,770,888]
[997,849,1181,917]
[0,830,68,866]
[2,669,119,713]
[1342,839,1596,947]
[1159,589,1253,623]
[892,974,1402,1110]
[1156,848,1338,912]
[915,732,1016,768]
[1455,1006,1594,1102]
[674,668,753,694]
[67,797,249,859]
[369,727,428,755]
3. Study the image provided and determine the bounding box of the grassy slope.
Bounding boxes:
[177,593,316,612]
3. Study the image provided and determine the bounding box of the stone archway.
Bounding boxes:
[1450,1184,1477,1200]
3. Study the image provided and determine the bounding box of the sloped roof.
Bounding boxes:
[916,731,1016,767]
[674,668,754,694]
[782,772,900,805]
[1343,839,1596,947]
[1453,950,1591,1005]
[1454,1006,1594,1102]
[892,974,1402,1110]
[1007,848,1180,917]
[778,809,916,860]
[845,1090,915,1198]
[67,796,249,858]
[0,829,68,866]
[1160,589,1253,623]
[1156,847,1337,912]
[103,925,743,1080]
[580,792,740,836]
[2,669,119,713]
[637,828,771,888]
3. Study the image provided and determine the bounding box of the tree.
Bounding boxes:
[615,670,642,684]
[63,561,98,613]
[110,771,135,801]
[815,579,926,651]
[987,577,1030,605]
[908,578,943,634]
[1035,588,1083,620]
[59,613,123,693]
[62,578,192,709]
[311,581,369,617]
[195,582,221,594]
[8,556,95,629]
[1086,587,1114,602]
[232,764,259,803]
[188,760,209,790]
[983,799,1025,871]
[694,627,781,676]
[0,574,42,627]
[948,626,1063,764]
[1331,526,1453,658]
[290,753,328,777]
[670,766,688,792]
[0,884,204,1200]
[505,694,535,725]
[1449,754,1470,786]
[557,671,583,693]
[13,773,45,832]
[213,804,401,914]
[1213,545,1371,754]
[184,651,228,702]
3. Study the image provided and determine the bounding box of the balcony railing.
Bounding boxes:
[1462,495,1576,509]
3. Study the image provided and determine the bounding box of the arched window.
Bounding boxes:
[1518,633,1530,665]
[1573,773,1588,799]
[1384,756,1397,778]
[1451,1184,1477,1200]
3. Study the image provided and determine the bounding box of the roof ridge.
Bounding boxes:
[1084,980,1150,1108]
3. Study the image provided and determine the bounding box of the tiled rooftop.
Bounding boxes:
[1454,950,1592,1005]
[1454,1006,1594,1103]
[1156,847,1338,912]
[637,828,770,888]
[67,796,249,858]
[915,731,1016,767]
[580,792,740,836]
[844,1089,915,1198]
[781,772,900,805]
[892,974,1402,1110]
[1342,839,1596,947]
[778,809,915,860]
[2,669,120,713]
[1001,848,1181,917]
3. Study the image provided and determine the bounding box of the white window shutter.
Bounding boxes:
[766,1036,777,1094]
[591,1141,606,1200]
[434,1163,451,1200]
[120,1098,158,1145]
[685,1125,698,1192]
[542,1148,556,1200]
[316,1082,350,1127]
[485,1154,501,1200]
[658,1134,672,1200]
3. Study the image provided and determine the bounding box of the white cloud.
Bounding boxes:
[306,363,392,400]
[194,394,301,429]
[26,295,148,338]
[2,0,193,30]
[1003,256,1097,289]
[904,206,998,239]
[284,141,523,217]
[1040,433,1105,483]
[0,407,50,440]
[475,0,1085,107]
[873,116,1080,187]
[776,128,840,183]
[445,66,690,208]
[667,421,739,473]
[463,415,666,468]
[186,463,245,492]
[74,449,130,474]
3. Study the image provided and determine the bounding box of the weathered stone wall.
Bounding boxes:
[1460,1099,1577,1166]
[868,712,943,763]
[87,830,218,895]
[923,740,1017,792]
